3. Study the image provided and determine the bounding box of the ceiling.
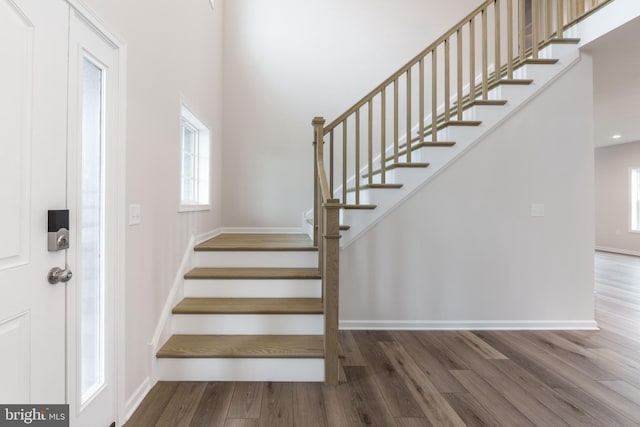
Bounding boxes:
[584,15,640,147]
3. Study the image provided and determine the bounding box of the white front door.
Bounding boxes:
[65,6,123,426]
[1,2,124,425]
[0,0,70,404]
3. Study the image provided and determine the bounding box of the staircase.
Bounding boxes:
[156,0,613,384]
[156,233,326,381]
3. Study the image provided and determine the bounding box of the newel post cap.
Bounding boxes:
[312,117,325,126]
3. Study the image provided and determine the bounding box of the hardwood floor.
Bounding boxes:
[125,251,640,426]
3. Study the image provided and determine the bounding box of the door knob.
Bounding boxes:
[48,265,73,285]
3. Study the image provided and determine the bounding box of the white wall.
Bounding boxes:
[340,54,596,328]
[78,0,224,404]
[222,0,483,227]
[595,141,640,255]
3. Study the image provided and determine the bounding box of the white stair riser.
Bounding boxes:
[193,250,317,268]
[157,358,324,382]
[184,278,322,298]
[172,314,323,335]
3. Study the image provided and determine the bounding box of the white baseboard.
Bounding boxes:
[339,320,599,330]
[196,228,223,244]
[124,376,151,423]
[595,246,640,257]
[149,234,195,377]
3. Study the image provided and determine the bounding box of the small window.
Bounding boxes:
[630,168,640,232]
[180,105,210,211]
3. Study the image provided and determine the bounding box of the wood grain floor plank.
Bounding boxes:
[322,384,363,427]
[502,331,640,423]
[435,334,570,427]
[292,383,328,427]
[352,331,423,418]
[394,417,432,427]
[227,382,264,419]
[190,382,234,426]
[379,341,466,426]
[155,382,207,427]
[451,370,535,427]
[392,331,466,393]
[456,331,507,360]
[224,419,259,427]
[442,392,501,427]
[125,382,180,427]
[599,380,640,405]
[551,386,638,427]
[475,331,583,389]
[259,382,293,427]
[343,365,398,426]
[487,359,601,427]
[338,330,366,366]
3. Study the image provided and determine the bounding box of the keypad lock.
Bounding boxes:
[48,210,69,251]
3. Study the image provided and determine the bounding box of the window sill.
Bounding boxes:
[179,204,211,213]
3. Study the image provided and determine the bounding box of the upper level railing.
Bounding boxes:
[312,0,612,385]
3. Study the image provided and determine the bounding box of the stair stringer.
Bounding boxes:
[339,43,583,248]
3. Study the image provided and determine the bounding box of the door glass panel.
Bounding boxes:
[80,57,104,404]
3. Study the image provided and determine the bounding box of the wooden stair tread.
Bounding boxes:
[346,183,403,193]
[157,335,324,358]
[173,297,324,314]
[195,233,316,252]
[468,99,508,106]
[341,204,377,209]
[339,225,350,231]
[363,162,430,179]
[497,78,534,85]
[442,120,482,127]
[523,58,559,65]
[185,267,321,280]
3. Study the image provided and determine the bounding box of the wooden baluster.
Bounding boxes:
[381,87,386,184]
[507,0,514,79]
[482,7,488,100]
[495,0,501,84]
[556,0,564,39]
[432,49,438,142]
[355,109,360,205]
[329,130,334,196]
[470,18,476,101]
[456,29,463,120]
[312,117,325,269]
[545,0,552,41]
[312,126,318,246]
[394,79,399,163]
[368,99,373,185]
[444,38,451,123]
[406,69,412,162]
[532,0,539,59]
[420,58,426,142]
[342,120,347,206]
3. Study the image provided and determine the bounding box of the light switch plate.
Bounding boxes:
[531,204,545,217]
[129,204,141,225]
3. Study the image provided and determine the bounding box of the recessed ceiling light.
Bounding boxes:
[612,134,622,139]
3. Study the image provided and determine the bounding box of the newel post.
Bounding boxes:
[323,198,341,386]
